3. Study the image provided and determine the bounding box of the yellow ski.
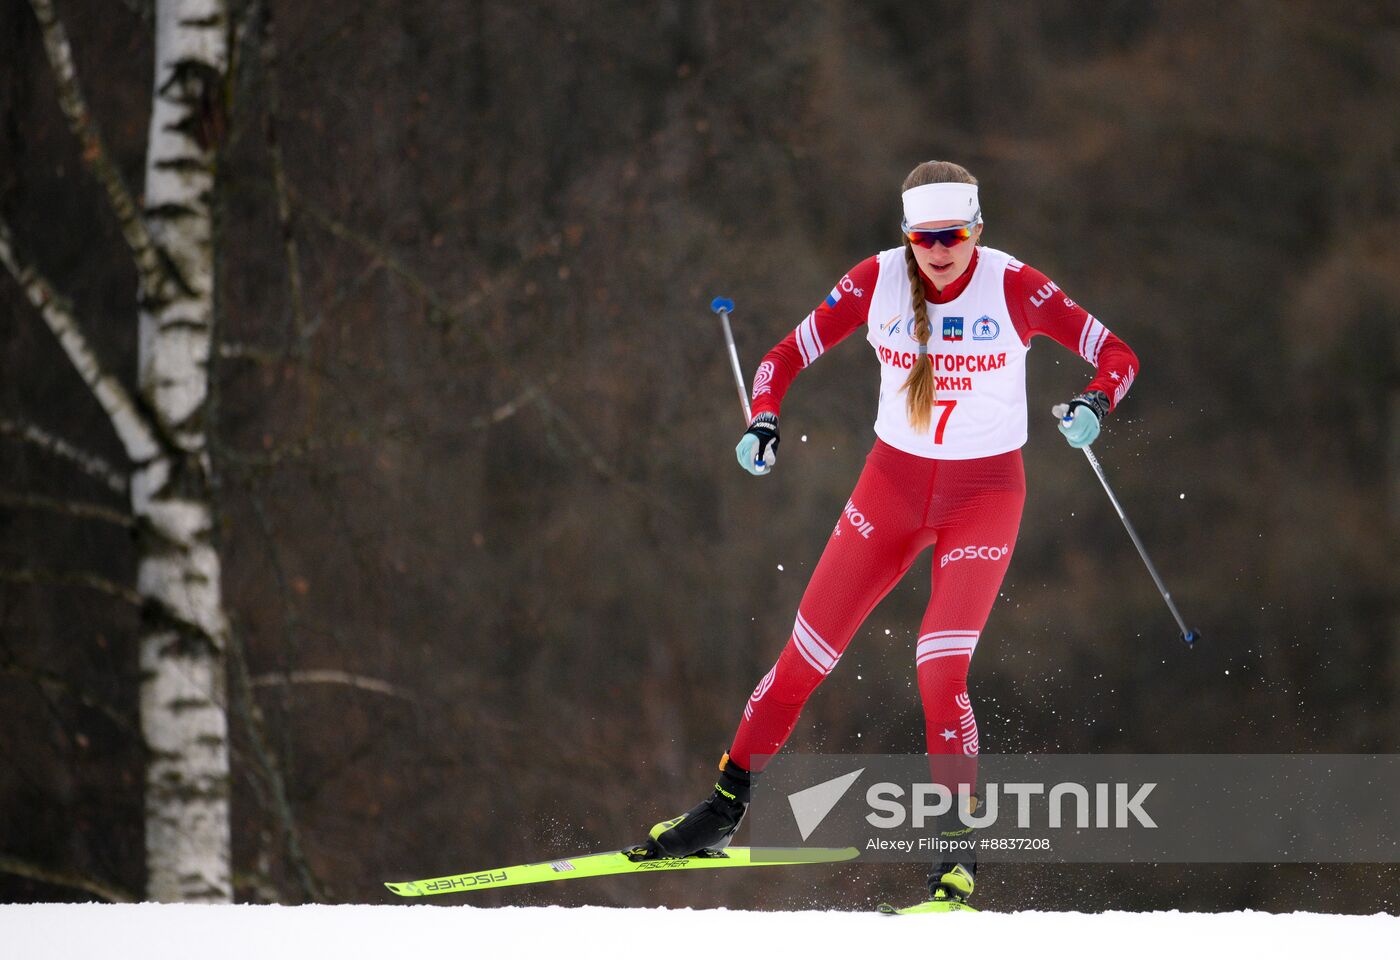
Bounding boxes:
[385,846,858,897]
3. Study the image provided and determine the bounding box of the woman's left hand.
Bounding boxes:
[1053,390,1108,448]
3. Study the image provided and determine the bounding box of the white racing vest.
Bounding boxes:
[865,246,1029,460]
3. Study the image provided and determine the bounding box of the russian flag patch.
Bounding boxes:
[824,287,842,308]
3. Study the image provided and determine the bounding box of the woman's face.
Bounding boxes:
[910,219,983,290]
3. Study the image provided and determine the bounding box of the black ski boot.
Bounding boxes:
[630,754,755,860]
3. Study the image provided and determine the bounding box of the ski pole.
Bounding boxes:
[711,297,753,423]
[1053,405,1201,648]
[711,296,771,473]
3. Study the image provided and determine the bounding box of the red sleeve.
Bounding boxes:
[1005,262,1140,412]
[749,255,879,418]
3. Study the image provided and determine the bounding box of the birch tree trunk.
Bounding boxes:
[136,0,232,903]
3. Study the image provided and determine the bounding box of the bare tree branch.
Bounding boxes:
[299,255,382,344]
[467,382,549,430]
[249,669,416,702]
[0,568,143,608]
[0,853,135,903]
[26,0,182,302]
[0,659,134,733]
[291,189,456,323]
[0,417,127,495]
[0,489,135,528]
[116,0,152,24]
[217,341,285,364]
[213,377,545,479]
[253,0,310,350]
[220,487,323,902]
[215,433,326,472]
[0,217,161,464]
[226,627,325,903]
[212,401,432,476]
[532,393,631,485]
[216,254,382,372]
[289,191,678,512]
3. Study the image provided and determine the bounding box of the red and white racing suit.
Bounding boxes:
[728,246,1139,774]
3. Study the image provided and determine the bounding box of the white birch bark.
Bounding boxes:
[136,0,232,903]
[0,218,160,467]
[28,0,176,304]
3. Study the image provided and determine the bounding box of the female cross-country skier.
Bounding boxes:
[634,160,1138,911]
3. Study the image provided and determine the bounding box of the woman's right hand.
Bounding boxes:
[736,413,780,476]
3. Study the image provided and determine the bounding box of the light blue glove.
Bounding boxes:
[1053,391,1108,448]
[1058,406,1100,448]
[736,413,779,476]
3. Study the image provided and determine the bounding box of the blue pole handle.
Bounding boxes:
[711,297,735,314]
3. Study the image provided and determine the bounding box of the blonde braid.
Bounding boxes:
[901,240,935,432]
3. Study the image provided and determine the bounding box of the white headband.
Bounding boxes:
[902,182,980,226]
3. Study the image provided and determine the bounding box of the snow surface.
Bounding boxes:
[5,904,1397,960]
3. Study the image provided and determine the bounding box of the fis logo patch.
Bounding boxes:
[972,316,999,340]
[942,316,964,341]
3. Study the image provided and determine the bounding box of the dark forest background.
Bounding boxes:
[2,0,1397,911]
